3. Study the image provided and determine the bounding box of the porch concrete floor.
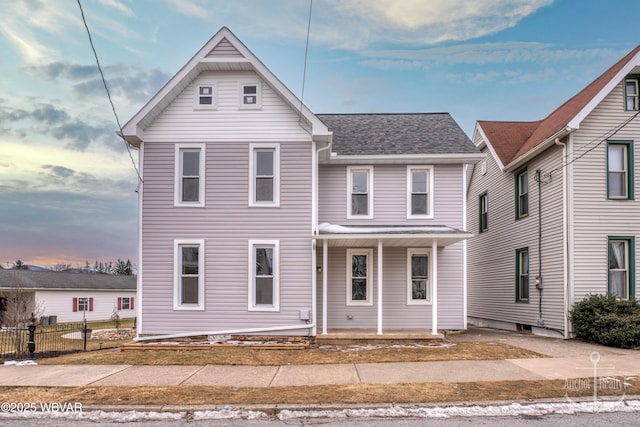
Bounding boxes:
[315,329,444,345]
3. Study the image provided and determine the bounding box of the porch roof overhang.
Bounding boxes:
[314,223,473,247]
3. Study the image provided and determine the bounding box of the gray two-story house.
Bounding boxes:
[122,27,482,339]
[467,45,640,338]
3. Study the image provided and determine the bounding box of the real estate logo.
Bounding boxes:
[564,351,633,412]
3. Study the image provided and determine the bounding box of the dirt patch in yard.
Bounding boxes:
[37,341,544,365]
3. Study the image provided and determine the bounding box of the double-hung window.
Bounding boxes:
[515,169,529,218]
[173,239,204,310]
[249,144,279,206]
[73,297,93,312]
[194,84,216,109]
[608,237,635,299]
[479,192,488,233]
[347,166,373,219]
[240,82,261,108]
[175,144,205,207]
[118,297,134,310]
[607,141,634,200]
[516,248,529,302]
[625,77,639,111]
[248,240,279,311]
[407,249,431,304]
[347,249,373,305]
[407,166,434,219]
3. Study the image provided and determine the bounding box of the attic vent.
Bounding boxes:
[481,160,487,175]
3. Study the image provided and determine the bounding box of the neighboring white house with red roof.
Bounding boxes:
[467,45,640,338]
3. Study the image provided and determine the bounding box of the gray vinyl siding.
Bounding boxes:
[139,69,314,335]
[316,244,465,330]
[318,163,464,227]
[467,141,566,331]
[570,81,640,302]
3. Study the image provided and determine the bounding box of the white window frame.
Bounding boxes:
[347,166,373,219]
[194,83,216,109]
[625,78,639,111]
[346,248,373,306]
[239,82,262,109]
[406,248,432,305]
[174,143,206,207]
[121,297,132,310]
[249,143,280,207]
[78,297,89,312]
[406,165,434,219]
[173,239,205,311]
[248,240,280,312]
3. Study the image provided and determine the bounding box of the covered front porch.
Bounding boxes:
[313,223,472,337]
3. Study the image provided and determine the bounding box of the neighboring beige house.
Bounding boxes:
[0,270,136,325]
[467,45,640,338]
[121,27,483,338]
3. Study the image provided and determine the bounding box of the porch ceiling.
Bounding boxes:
[314,223,473,247]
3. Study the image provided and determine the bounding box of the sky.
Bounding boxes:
[1,0,640,268]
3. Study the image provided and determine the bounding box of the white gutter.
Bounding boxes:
[134,323,315,342]
[325,152,485,165]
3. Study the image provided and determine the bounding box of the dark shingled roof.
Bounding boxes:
[0,270,136,291]
[317,113,478,156]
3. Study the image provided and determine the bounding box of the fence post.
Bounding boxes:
[27,313,36,359]
[82,318,87,352]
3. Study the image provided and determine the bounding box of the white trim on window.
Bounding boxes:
[174,143,206,207]
[239,82,262,109]
[346,248,373,306]
[248,240,280,311]
[406,248,432,305]
[406,165,434,219]
[173,239,205,311]
[194,83,216,109]
[347,166,373,219]
[249,143,280,207]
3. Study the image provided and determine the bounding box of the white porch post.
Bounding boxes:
[431,239,438,335]
[377,239,383,335]
[322,239,328,335]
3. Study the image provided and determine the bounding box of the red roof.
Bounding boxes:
[479,45,640,167]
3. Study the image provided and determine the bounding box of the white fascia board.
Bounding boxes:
[323,153,485,165]
[568,51,640,129]
[504,127,574,172]
[475,124,505,171]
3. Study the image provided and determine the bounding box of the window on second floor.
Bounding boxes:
[175,144,205,207]
[515,168,529,219]
[625,77,639,111]
[479,192,488,233]
[607,141,634,200]
[516,248,529,303]
[407,166,434,219]
[249,144,280,206]
[347,166,373,219]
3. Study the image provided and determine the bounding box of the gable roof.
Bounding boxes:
[477,45,640,170]
[0,270,136,291]
[121,27,330,145]
[317,113,480,158]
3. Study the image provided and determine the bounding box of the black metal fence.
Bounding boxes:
[0,320,89,359]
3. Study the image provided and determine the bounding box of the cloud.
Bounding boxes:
[96,0,135,17]
[164,0,210,18]
[26,62,171,104]
[42,165,75,179]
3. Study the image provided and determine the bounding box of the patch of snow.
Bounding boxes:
[0,401,638,422]
[320,343,456,352]
[3,360,38,366]
[318,222,458,234]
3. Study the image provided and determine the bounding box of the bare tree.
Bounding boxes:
[2,271,44,356]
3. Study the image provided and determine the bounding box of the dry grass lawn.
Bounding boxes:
[37,341,543,365]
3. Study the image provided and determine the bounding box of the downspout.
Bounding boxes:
[555,138,570,338]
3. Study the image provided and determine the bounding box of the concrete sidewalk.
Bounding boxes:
[1,328,638,388]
